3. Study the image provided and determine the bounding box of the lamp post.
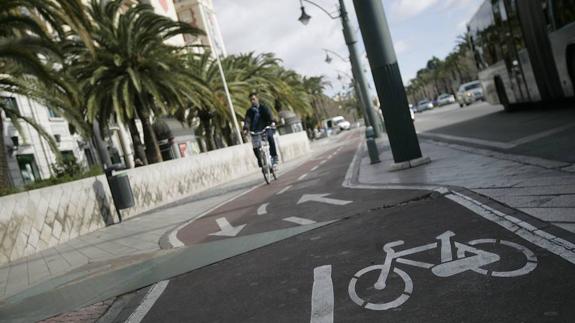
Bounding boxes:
[322,49,366,121]
[298,0,381,139]
[353,0,426,165]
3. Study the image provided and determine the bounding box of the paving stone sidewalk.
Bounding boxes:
[359,137,575,235]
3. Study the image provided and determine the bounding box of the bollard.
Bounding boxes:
[365,127,381,164]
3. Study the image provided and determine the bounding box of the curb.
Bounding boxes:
[345,140,575,265]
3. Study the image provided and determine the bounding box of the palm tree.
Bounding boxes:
[0,0,92,189]
[69,0,207,164]
[179,52,251,151]
[302,75,331,122]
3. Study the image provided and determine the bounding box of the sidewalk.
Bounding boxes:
[357,136,575,235]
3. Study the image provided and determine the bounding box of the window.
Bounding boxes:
[0,96,18,113]
[48,108,61,118]
[61,150,75,162]
[84,148,95,166]
[16,154,41,184]
[465,83,482,91]
[552,0,575,29]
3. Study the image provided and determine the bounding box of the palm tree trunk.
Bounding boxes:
[198,110,215,151]
[140,114,162,164]
[222,122,233,147]
[0,114,12,190]
[128,118,148,165]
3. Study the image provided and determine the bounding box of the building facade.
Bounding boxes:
[174,0,227,56]
[1,94,95,187]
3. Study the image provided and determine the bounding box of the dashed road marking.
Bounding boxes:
[276,185,292,195]
[284,217,317,226]
[257,203,269,215]
[311,265,334,323]
[125,280,170,323]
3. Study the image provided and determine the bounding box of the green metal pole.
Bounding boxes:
[339,0,381,138]
[353,0,422,163]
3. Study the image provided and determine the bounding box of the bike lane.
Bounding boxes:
[174,132,428,247]
[143,190,575,322]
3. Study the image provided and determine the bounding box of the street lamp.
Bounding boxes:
[298,0,381,140]
[322,48,348,64]
[298,5,312,25]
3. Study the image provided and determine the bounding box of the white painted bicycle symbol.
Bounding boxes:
[348,231,538,311]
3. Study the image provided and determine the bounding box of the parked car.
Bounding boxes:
[331,116,351,131]
[436,93,456,106]
[457,81,485,107]
[415,99,434,112]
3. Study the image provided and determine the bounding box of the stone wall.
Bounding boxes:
[0,133,310,266]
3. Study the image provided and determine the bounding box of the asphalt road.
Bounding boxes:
[414,102,575,163]
[129,130,575,323]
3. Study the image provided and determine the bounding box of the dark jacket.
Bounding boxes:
[243,103,273,132]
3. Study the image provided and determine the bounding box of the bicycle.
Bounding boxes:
[348,230,538,311]
[250,126,277,184]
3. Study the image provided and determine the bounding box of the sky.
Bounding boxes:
[212,0,483,97]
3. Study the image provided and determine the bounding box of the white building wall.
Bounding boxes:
[1,93,89,187]
[142,0,186,46]
[174,0,227,56]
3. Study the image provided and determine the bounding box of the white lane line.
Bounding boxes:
[446,192,575,265]
[311,165,319,172]
[298,173,309,181]
[311,265,334,323]
[257,203,269,215]
[276,185,292,195]
[125,280,170,323]
[320,160,327,165]
[284,217,317,226]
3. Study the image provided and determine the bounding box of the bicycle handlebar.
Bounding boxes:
[249,126,275,136]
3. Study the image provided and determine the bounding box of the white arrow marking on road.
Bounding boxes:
[257,203,269,215]
[284,217,316,226]
[209,217,246,237]
[297,194,352,206]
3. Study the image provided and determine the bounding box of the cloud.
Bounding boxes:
[213,0,350,94]
[394,40,409,55]
[391,0,439,20]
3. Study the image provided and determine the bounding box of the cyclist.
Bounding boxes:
[243,92,278,167]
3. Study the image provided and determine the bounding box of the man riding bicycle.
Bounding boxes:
[243,92,278,167]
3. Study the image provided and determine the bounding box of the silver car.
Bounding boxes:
[436,93,456,106]
[457,81,485,107]
[416,99,434,112]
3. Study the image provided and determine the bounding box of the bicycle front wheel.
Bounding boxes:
[460,239,537,277]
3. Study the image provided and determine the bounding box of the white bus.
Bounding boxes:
[468,0,575,111]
